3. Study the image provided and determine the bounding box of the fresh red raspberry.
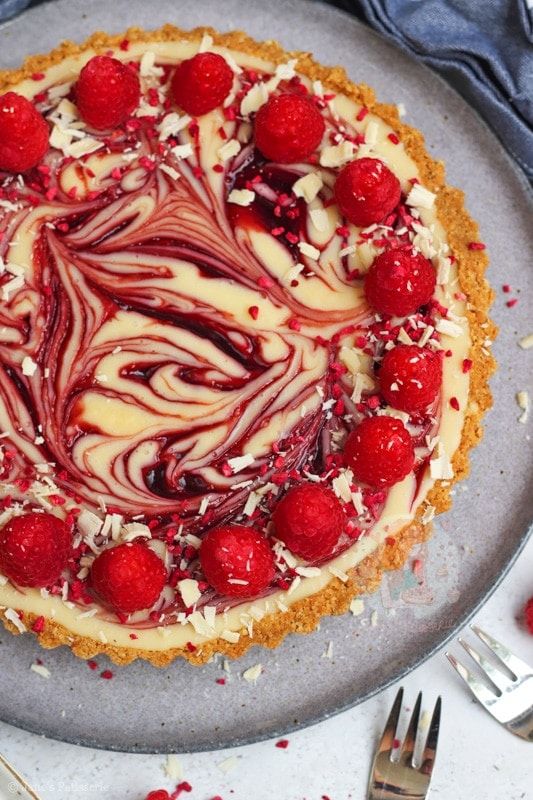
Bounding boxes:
[171,52,233,116]
[344,416,415,488]
[90,542,166,613]
[380,345,443,413]
[334,157,401,227]
[145,792,171,800]
[0,92,49,172]
[254,93,325,164]
[365,247,436,317]
[75,55,140,130]
[273,482,345,561]
[200,524,275,597]
[0,512,71,587]
[525,597,533,635]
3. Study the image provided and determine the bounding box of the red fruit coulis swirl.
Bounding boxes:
[0,51,453,626]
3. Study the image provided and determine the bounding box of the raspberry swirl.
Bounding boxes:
[1,134,366,525]
[0,39,472,650]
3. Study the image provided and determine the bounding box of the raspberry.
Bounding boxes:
[334,157,401,227]
[255,93,325,164]
[0,92,48,172]
[171,52,233,116]
[0,512,71,587]
[344,416,415,488]
[200,524,275,597]
[273,482,345,560]
[365,247,436,317]
[525,597,533,635]
[90,542,166,613]
[379,345,442,413]
[75,55,140,130]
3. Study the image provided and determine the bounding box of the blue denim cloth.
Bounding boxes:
[0,0,30,20]
[332,0,533,178]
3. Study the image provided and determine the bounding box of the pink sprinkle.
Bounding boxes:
[248,305,259,320]
[31,72,45,81]
[119,39,130,51]
[275,739,289,749]
[356,107,369,122]
[393,738,401,749]
[334,399,345,416]
[387,133,400,145]
[100,670,113,680]
[271,226,285,236]
[258,276,273,289]
[129,633,139,640]
[87,660,98,670]
[502,284,511,293]
[31,616,45,633]
[186,642,197,652]
[467,241,486,251]
[449,397,460,411]
[288,318,301,331]
[506,298,518,308]
[45,187,57,201]
[173,782,192,798]
[216,678,226,685]
[212,164,224,173]
[111,167,122,180]
[462,359,473,373]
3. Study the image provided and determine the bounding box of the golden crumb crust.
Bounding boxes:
[0,25,496,666]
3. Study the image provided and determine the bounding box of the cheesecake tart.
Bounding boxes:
[0,25,495,666]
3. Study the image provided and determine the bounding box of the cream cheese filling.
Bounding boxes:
[0,39,470,651]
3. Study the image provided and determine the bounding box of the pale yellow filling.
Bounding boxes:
[0,40,470,650]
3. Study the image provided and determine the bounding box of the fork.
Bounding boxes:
[367,687,441,800]
[446,625,533,741]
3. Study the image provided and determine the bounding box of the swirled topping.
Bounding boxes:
[0,39,470,638]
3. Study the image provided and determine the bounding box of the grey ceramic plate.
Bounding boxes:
[0,0,532,755]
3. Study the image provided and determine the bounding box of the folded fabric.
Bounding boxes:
[0,0,31,21]
[331,0,533,179]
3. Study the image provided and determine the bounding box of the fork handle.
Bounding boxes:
[0,753,42,800]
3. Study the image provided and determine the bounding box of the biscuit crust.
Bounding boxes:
[0,25,496,666]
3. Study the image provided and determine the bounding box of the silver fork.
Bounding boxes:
[446,625,533,741]
[367,687,441,800]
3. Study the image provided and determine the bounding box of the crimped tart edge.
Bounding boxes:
[0,24,497,666]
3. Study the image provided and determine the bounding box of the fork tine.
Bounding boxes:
[459,637,512,693]
[446,651,497,706]
[471,625,532,679]
[378,687,404,756]
[398,691,422,766]
[419,696,441,777]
